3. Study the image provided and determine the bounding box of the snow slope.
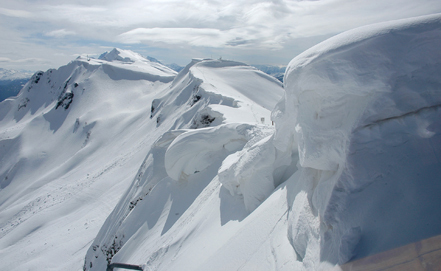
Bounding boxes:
[85,13,441,271]
[0,50,283,270]
[0,48,177,270]
[83,59,284,270]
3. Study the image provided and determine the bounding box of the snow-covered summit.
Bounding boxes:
[98,48,146,63]
[95,48,177,79]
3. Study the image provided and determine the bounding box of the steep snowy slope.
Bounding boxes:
[85,13,441,271]
[83,59,284,270]
[0,48,177,271]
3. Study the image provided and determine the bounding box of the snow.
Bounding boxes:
[81,57,284,270]
[218,133,277,212]
[165,123,255,182]
[0,49,283,270]
[97,48,177,80]
[273,13,441,265]
[0,49,177,270]
[1,12,441,271]
[83,13,441,271]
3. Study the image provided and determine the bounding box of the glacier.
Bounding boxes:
[0,13,440,271]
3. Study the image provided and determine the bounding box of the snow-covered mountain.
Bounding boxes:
[0,48,178,270]
[1,13,441,271]
[0,48,283,270]
[83,13,441,271]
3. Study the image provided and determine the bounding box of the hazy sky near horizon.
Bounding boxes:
[1,0,440,71]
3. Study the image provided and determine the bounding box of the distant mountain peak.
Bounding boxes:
[98,48,141,63]
[97,48,165,66]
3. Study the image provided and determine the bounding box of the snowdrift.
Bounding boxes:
[84,13,441,271]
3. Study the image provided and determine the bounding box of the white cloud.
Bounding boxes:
[1,0,441,70]
[0,7,32,18]
[111,0,441,51]
[45,29,76,38]
[119,28,223,46]
[118,27,267,48]
[0,57,49,64]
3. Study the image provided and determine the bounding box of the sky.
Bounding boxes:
[1,0,440,71]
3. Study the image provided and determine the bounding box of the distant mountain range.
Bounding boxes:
[0,68,33,102]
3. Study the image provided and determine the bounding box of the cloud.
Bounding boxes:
[0,7,32,18]
[117,26,286,50]
[1,0,441,70]
[45,29,76,38]
[0,57,50,64]
[119,28,223,46]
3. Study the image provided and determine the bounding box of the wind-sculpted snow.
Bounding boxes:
[272,13,441,266]
[81,58,284,270]
[150,58,283,130]
[165,123,256,182]
[218,133,279,212]
[83,13,441,271]
[2,13,438,270]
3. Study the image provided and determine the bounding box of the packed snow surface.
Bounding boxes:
[84,13,441,271]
